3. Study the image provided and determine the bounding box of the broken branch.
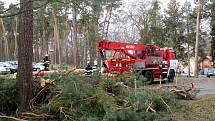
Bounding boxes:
[0,115,27,121]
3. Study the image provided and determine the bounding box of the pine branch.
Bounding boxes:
[0,115,27,121]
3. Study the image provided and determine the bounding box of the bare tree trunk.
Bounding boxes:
[34,34,40,62]
[13,16,18,59]
[18,0,34,112]
[72,8,78,68]
[40,7,48,57]
[188,44,191,77]
[0,18,9,60]
[103,4,113,39]
[63,6,69,65]
[83,28,88,68]
[194,0,202,78]
[63,24,68,64]
[52,9,61,64]
[186,12,191,78]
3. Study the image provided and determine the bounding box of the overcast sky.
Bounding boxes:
[1,0,18,8]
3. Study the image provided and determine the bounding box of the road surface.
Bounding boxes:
[175,77,215,97]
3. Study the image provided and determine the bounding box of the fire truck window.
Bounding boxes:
[105,51,112,59]
[154,53,161,57]
[135,50,142,56]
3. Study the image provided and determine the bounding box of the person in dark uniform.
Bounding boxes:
[85,63,93,75]
[43,54,50,71]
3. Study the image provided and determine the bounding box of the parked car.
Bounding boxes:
[0,62,17,74]
[7,61,18,70]
[33,62,45,71]
[207,68,215,77]
[0,63,11,74]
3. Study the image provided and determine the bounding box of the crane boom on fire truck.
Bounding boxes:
[98,39,178,83]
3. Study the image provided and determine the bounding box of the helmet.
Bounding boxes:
[45,54,48,57]
[94,60,98,65]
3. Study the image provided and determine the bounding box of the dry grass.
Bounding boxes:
[174,96,215,121]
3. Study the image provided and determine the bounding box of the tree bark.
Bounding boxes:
[186,10,191,78]
[63,6,69,65]
[52,9,61,64]
[72,8,78,68]
[40,7,48,58]
[18,0,34,112]
[0,18,9,60]
[103,4,113,39]
[194,0,201,78]
[83,28,88,68]
[63,22,68,64]
[13,16,18,59]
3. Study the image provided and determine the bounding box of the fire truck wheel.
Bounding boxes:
[144,71,154,84]
[168,70,175,82]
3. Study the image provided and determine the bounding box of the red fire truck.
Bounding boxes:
[98,39,178,83]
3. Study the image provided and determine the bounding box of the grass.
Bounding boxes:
[174,96,215,121]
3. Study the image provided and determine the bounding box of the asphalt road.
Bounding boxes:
[176,76,215,98]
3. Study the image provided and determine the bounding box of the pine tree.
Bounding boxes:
[164,0,185,61]
[18,0,34,111]
[210,1,215,66]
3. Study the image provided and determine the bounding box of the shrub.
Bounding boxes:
[0,77,19,115]
[0,72,191,121]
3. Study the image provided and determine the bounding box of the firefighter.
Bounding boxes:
[43,54,50,71]
[92,60,98,72]
[85,62,93,75]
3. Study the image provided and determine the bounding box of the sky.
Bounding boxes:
[1,0,19,8]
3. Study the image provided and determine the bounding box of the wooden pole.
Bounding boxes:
[134,79,137,93]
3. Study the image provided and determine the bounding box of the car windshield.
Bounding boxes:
[3,62,12,67]
[208,69,215,73]
[0,63,4,67]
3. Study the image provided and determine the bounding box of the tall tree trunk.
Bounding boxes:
[186,12,191,78]
[13,16,18,59]
[188,44,191,77]
[63,22,68,64]
[83,28,88,68]
[18,0,34,112]
[63,6,69,64]
[40,7,48,57]
[52,9,61,64]
[103,4,113,39]
[72,8,78,68]
[194,0,201,78]
[0,18,9,60]
[34,34,40,62]
[211,2,215,67]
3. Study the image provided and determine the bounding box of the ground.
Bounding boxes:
[176,76,215,98]
[1,73,215,120]
[157,76,215,121]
